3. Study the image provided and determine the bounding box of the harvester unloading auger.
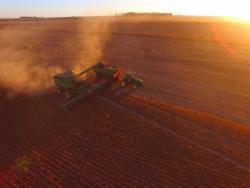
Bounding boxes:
[53,62,143,112]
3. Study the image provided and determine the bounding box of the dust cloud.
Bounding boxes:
[73,18,113,72]
[0,18,113,97]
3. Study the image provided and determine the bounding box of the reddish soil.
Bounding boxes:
[1,17,250,187]
[0,89,250,187]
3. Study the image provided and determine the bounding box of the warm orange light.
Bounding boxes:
[223,3,250,22]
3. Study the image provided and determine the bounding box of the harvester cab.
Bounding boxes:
[53,62,143,111]
[53,70,88,99]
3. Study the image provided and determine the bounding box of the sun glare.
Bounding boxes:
[238,14,250,22]
[227,2,250,22]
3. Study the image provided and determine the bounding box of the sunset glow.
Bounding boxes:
[0,0,250,21]
[237,13,250,22]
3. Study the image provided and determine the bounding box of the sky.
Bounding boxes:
[0,0,248,18]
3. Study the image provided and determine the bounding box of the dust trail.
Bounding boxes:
[73,18,114,72]
[0,26,61,97]
[0,18,114,97]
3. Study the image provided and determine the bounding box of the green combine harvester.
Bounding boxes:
[53,62,143,111]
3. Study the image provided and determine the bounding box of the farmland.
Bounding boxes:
[0,17,250,187]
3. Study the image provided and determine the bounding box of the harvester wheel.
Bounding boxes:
[56,88,63,94]
[133,85,138,89]
[64,91,73,99]
[96,74,102,81]
[121,81,126,87]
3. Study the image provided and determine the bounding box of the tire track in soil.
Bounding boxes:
[99,96,250,173]
[1,92,250,187]
[104,93,250,166]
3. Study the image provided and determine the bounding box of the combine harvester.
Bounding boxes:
[53,62,143,111]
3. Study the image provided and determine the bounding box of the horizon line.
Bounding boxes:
[0,13,241,20]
